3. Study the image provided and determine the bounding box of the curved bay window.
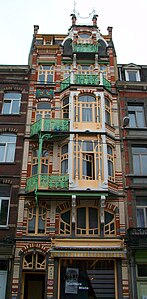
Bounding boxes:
[107,144,114,181]
[74,138,102,180]
[61,144,68,174]
[59,207,115,236]
[105,97,112,126]
[75,94,100,124]
[27,204,47,235]
[36,102,51,121]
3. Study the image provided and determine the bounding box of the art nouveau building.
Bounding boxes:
[11,15,128,299]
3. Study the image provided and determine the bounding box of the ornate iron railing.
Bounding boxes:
[74,74,99,85]
[30,118,69,137]
[60,77,70,91]
[26,174,69,192]
[126,228,147,246]
[72,44,98,53]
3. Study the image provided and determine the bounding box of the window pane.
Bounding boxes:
[6,144,15,162]
[11,100,20,114]
[142,155,147,174]
[133,155,140,174]
[38,217,45,233]
[2,101,11,114]
[28,209,36,233]
[82,107,92,121]
[61,160,68,174]
[128,112,136,127]
[108,160,113,177]
[128,71,137,81]
[137,208,145,227]
[0,199,9,225]
[0,145,5,162]
[137,111,145,127]
[89,208,98,229]
[77,208,86,229]
[138,264,147,277]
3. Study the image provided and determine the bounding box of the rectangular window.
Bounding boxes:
[2,92,21,114]
[38,65,54,83]
[128,104,145,127]
[0,134,17,163]
[125,70,140,81]
[136,199,147,227]
[0,185,10,227]
[132,147,147,175]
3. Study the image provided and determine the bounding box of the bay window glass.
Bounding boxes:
[2,92,21,114]
[107,145,114,181]
[128,104,145,127]
[77,94,100,123]
[132,147,147,175]
[0,134,16,162]
[61,144,68,174]
[74,138,102,180]
[105,98,112,125]
[62,97,69,119]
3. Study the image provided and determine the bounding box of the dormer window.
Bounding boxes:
[78,32,91,39]
[125,69,140,81]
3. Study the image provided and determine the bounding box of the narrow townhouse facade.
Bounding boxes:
[117,63,147,299]
[0,65,29,299]
[11,14,128,299]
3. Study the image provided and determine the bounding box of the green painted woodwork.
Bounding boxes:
[102,77,111,91]
[36,191,108,197]
[30,118,69,136]
[26,174,69,192]
[60,77,70,91]
[73,44,98,53]
[36,88,54,98]
[74,74,99,85]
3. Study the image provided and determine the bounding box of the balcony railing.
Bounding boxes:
[127,228,147,246]
[60,72,111,92]
[26,174,69,192]
[72,44,98,53]
[30,118,69,137]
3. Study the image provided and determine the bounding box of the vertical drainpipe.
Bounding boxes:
[35,129,43,207]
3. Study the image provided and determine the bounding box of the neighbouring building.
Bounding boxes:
[0,65,30,299]
[11,14,128,299]
[117,63,147,299]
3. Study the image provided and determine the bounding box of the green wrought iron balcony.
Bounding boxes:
[30,118,69,137]
[26,174,69,192]
[72,44,98,53]
[74,74,99,85]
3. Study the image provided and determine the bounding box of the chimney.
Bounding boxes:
[70,14,77,26]
[34,25,39,35]
[107,27,113,38]
[92,14,98,26]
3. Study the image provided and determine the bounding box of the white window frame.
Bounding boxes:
[2,92,21,114]
[0,197,10,227]
[125,69,140,82]
[0,134,17,163]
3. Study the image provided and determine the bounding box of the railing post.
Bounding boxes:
[100,72,103,85]
[70,70,74,84]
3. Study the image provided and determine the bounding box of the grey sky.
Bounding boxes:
[0,0,146,65]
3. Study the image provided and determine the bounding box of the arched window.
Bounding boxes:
[59,206,116,236]
[61,144,68,174]
[36,102,51,121]
[63,39,72,56]
[107,145,114,181]
[76,94,100,123]
[104,210,115,235]
[0,133,17,162]
[23,252,46,270]
[27,204,47,235]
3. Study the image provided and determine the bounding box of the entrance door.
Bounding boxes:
[0,271,7,299]
[24,273,45,299]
